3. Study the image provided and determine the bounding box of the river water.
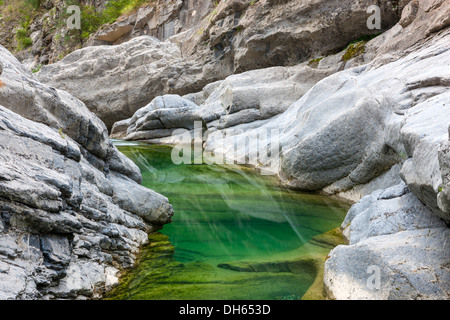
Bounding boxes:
[106,141,349,300]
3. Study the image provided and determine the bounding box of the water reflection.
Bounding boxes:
[111,141,349,299]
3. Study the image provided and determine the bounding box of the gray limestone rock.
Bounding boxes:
[0,47,174,300]
[325,180,449,300]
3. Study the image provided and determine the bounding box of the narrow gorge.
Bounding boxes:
[0,0,449,300]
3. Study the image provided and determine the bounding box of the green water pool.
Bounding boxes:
[106,141,349,300]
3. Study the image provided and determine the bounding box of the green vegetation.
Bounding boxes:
[398,151,408,160]
[58,127,65,139]
[308,57,323,68]
[341,33,382,62]
[15,27,32,50]
[24,0,40,9]
[64,0,153,42]
[0,0,36,51]
[342,41,366,61]
[1,0,157,53]
[31,63,42,73]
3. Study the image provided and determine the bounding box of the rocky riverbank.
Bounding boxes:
[1,0,449,299]
[0,46,173,299]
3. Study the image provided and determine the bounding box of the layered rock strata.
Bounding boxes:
[0,46,173,299]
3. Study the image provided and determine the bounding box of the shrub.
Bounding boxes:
[63,0,154,43]
[341,33,382,62]
[15,27,32,50]
[308,57,323,68]
[342,41,366,61]
[24,0,40,9]
[31,63,42,73]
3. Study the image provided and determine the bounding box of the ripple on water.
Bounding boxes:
[106,143,349,300]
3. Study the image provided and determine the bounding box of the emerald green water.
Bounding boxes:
[107,141,349,300]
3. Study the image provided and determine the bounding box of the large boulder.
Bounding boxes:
[324,184,449,299]
[112,62,337,142]
[0,45,173,299]
[111,94,203,141]
[37,36,183,130]
[178,0,406,75]
[203,28,450,210]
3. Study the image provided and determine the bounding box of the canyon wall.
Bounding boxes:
[0,46,173,299]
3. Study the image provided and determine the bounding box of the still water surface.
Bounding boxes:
[106,141,348,300]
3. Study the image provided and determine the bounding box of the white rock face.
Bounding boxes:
[204,31,450,214]
[324,228,450,300]
[113,63,336,142]
[399,92,450,219]
[37,36,183,130]
[0,45,174,299]
[324,184,449,300]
